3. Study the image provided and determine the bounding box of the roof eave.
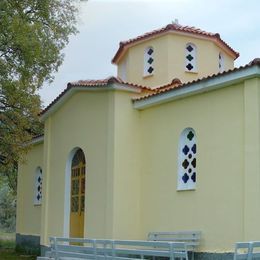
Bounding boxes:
[213,38,239,59]
[25,135,44,146]
[41,83,141,121]
[133,65,260,110]
[112,28,238,64]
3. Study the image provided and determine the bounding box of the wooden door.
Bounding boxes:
[70,149,85,238]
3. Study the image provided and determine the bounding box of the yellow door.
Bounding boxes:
[70,149,85,238]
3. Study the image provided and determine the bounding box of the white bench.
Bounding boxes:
[234,241,260,260]
[40,237,189,260]
[148,231,201,260]
[148,231,201,250]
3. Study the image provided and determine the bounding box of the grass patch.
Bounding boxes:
[0,231,15,249]
[0,231,37,259]
[0,231,15,240]
[0,249,36,259]
[0,238,15,249]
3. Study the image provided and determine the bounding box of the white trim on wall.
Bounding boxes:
[64,147,78,237]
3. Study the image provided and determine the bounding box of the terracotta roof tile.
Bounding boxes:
[69,76,120,87]
[133,58,260,102]
[41,59,260,118]
[69,76,152,91]
[40,76,151,116]
[112,23,239,64]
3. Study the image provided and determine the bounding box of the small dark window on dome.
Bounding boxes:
[219,52,224,72]
[144,47,154,76]
[185,43,197,72]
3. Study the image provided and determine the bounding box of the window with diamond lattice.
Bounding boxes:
[70,149,86,238]
[219,52,224,72]
[177,128,197,190]
[185,43,197,72]
[34,167,43,205]
[144,47,154,76]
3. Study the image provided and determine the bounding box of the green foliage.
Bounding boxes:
[2,166,17,196]
[0,0,78,173]
[0,238,15,249]
[0,180,16,232]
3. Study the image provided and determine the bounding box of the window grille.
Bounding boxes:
[144,47,154,76]
[178,128,197,190]
[34,167,43,205]
[219,52,224,72]
[185,43,197,72]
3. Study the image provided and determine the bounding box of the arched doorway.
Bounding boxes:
[70,148,86,238]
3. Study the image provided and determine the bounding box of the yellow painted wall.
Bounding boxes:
[112,91,141,239]
[120,34,170,87]
[16,142,43,235]
[167,34,234,83]
[117,52,129,82]
[16,74,260,253]
[139,83,245,252]
[40,88,144,245]
[117,33,234,87]
[243,78,260,241]
[40,91,113,245]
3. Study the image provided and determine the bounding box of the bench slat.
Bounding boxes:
[147,230,201,255]
[234,241,260,260]
[49,237,188,260]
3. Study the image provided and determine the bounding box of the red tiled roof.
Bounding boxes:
[112,23,239,64]
[69,77,120,87]
[155,78,182,91]
[133,58,260,102]
[40,76,152,117]
[69,76,152,90]
[40,59,260,118]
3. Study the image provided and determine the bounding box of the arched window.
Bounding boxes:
[177,128,197,190]
[144,46,154,76]
[185,43,197,72]
[34,167,43,205]
[219,52,224,72]
[70,148,86,238]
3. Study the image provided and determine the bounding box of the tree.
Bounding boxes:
[0,178,16,232]
[0,0,78,187]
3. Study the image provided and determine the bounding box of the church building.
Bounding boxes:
[16,22,260,259]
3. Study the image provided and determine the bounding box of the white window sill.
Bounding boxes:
[185,70,198,74]
[177,188,196,192]
[143,73,154,78]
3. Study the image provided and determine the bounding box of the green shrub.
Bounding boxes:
[0,182,16,232]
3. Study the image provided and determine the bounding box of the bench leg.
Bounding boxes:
[191,251,194,260]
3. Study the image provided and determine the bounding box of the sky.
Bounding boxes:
[39,0,260,107]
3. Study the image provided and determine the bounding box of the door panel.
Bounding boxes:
[70,150,85,238]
